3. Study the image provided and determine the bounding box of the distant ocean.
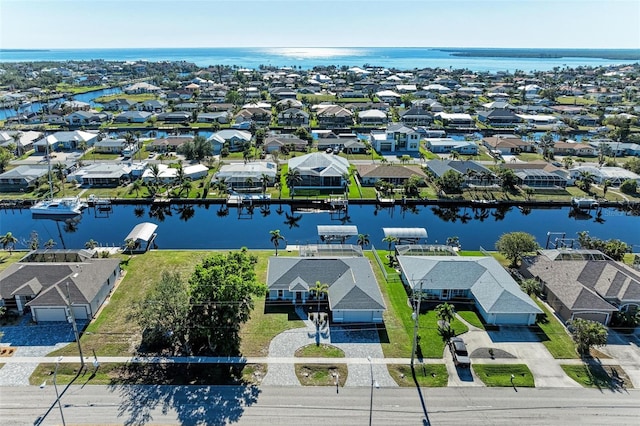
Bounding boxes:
[0,47,638,72]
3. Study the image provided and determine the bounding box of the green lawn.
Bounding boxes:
[457,309,485,330]
[473,364,535,387]
[295,344,345,358]
[0,251,28,271]
[561,364,632,389]
[387,364,448,387]
[295,364,347,386]
[532,298,579,359]
[29,362,264,386]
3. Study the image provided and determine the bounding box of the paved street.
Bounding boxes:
[1,385,638,425]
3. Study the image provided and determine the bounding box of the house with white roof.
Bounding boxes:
[33,131,98,152]
[207,129,252,153]
[569,166,640,187]
[397,255,542,325]
[214,161,276,190]
[288,153,350,190]
[425,138,478,155]
[68,163,132,187]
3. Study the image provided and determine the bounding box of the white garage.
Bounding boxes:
[31,307,67,322]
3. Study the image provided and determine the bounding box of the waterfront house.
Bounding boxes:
[137,100,166,113]
[397,255,542,325]
[64,110,109,126]
[103,98,137,111]
[68,163,132,187]
[263,135,308,153]
[355,164,427,186]
[512,168,568,188]
[477,108,522,127]
[156,111,191,123]
[400,107,434,126]
[316,105,354,127]
[569,166,640,187]
[235,107,271,125]
[124,82,162,94]
[521,250,640,325]
[208,129,252,154]
[357,109,388,125]
[267,256,386,323]
[93,138,127,154]
[141,164,177,185]
[425,159,499,188]
[425,138,478,155]
[114,110,152,123]
[214,161,277,190]
[435,112,474,129]
[0,164,49,192]
[196,112,230,124]
[483,135,535,155]
[0,250,121,322]
[147,136,193,153]
[288,152,350,190]
[33,131,98,152]
[277,108,310,126]
[551,141,597,157]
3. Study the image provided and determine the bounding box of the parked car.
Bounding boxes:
[449,337,471,367]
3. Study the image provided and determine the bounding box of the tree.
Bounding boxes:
[435,302,455,336]
[131,178,143,197]
[446,236,460,248]
[382,235,398,259]
[519,278,541,296]
[270,229,285,256]
[44,239,56,249]
[137,271,191,354]
[84,239,99,250]
[436,169,464,194]
[260,173,271,196]
[576,170,595,193]
[497,168,517,190]
[620,179,637,195]
[356,233,370,249]
[285,168,302,198]
[124,238,137,259]
[0,232,18,253]
[28,231,39,251]
[495,231,539,268]
[309,281,329,315]
[0,147,12,173]
[188,249,264,355]
[567,318,608,357]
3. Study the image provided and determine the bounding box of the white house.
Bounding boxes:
[288,153,350,190]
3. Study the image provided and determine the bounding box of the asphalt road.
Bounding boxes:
[1,385,638,425]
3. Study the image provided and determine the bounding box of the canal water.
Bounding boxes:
[0,204,637,251]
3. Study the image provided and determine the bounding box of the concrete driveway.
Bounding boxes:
[601,330,640,388]
[455,317,582,388]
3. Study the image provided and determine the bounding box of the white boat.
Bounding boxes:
[30,144,87,216]
[31,196,87,216]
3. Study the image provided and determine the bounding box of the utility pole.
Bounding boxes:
[65,282,85,369]
[411,279,424,367]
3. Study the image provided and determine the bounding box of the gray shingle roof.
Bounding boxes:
[397,256,541,315]
[267,257,385,311]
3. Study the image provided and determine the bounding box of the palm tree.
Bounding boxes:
[124,238,137,260]
[53,163,66,195]
[11,132,23,156]
[309,281,329,314]
[577,170,595,193]
[44,239,57,249]
[149,163,161,192]
[603,179,611,199]
[260,173,271,196]
[382,235,398,261]
[131,179,143,198]
[270,229,285,256]
[0,232,18,253]
[84,239,99,250]
[435,302,455,335]
[357,233,370,249]
[285,168,302,198]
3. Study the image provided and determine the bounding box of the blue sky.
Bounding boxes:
[1,0,639,49]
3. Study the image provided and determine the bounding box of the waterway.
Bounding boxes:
[0,204,637,252]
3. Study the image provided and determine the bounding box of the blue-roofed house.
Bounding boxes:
[397,255,542,325]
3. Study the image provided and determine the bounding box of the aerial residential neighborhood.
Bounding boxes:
[0,51,640,426]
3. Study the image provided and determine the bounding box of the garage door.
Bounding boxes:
[494,313,530,325]
[33,307,67,322]
[341,311,373,323]
[573,312,609,324]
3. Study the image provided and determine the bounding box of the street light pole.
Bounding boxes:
[411,279,424,367]
[53,356,66,426]
[367,356,378,426]
[65,282,85,369]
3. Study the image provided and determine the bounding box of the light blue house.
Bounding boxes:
[397,255,542,325]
